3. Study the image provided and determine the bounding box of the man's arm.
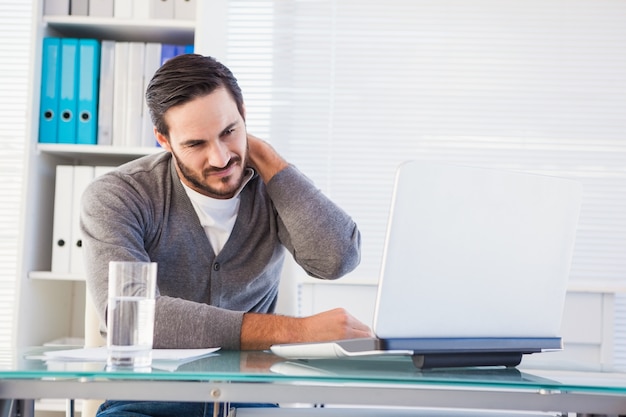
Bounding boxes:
[242,134,369,350]
[246,133,362,280]
[241,308,373,350]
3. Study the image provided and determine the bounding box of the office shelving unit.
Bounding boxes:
[16,2,205,415]
[16,0,200,355]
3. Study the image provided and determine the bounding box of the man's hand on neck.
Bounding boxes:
[246,133,289,184]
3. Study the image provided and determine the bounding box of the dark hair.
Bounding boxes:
[146,54,244,137]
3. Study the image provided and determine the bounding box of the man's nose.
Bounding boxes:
[208,141,230,168]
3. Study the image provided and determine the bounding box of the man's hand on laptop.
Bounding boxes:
[241,308,372,350]
[300,308,373,342]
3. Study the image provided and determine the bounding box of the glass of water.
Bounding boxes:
[107,261,157,370]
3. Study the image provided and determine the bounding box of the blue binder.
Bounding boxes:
[160,44,179,65]
[77,39,101,145]
[39,37,61,143]
[58,38,79,144]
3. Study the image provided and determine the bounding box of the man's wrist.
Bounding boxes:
[240,312,304,350]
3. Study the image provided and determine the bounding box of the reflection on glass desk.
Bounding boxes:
[1,347,626,416]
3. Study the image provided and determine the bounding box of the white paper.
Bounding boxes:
[43,346,220,363]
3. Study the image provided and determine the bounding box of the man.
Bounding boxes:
[81,54,371,416]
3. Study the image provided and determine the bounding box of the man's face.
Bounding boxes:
[156,88,248,199]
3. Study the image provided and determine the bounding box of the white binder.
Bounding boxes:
[69,166,94,275]
[51,165,74,274]
[97,40,115,146]
[150,0,174,19]
[44,0,69,16]
[89,0,113,17]
[112,42,129,147]
[113,0,132,18]
[125,42,146,147]
[141,42,162,148]
[69,0,87,15]
[174,0,195,20]
[135,0,174,19]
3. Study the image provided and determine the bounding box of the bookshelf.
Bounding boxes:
[44,15,194,44]
[16,0,203,361]
[16,3,205,416]
[38,143,163,164]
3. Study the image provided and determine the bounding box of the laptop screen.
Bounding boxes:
[373,161,583,339]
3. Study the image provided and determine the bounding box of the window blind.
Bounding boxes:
[0,0,31,361]
[219,0,626,369]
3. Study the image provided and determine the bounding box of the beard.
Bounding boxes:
[172,150,247,199]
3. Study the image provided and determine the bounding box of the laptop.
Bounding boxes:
[271,160,583,368]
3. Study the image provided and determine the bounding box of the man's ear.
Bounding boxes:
[154,129,172,151]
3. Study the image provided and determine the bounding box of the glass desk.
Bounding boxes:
[1,347,626,417]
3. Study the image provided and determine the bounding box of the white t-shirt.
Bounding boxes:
[181,169,254,254]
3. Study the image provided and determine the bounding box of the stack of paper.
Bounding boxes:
[41,346,220,372]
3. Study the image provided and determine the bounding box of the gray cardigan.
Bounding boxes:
[80,152,361,350]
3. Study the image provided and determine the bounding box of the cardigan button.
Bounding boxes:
[213,262,220,271]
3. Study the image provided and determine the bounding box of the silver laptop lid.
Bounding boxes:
[373,161,583,339]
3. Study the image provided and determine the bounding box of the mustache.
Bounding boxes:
[204,156,242,175]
